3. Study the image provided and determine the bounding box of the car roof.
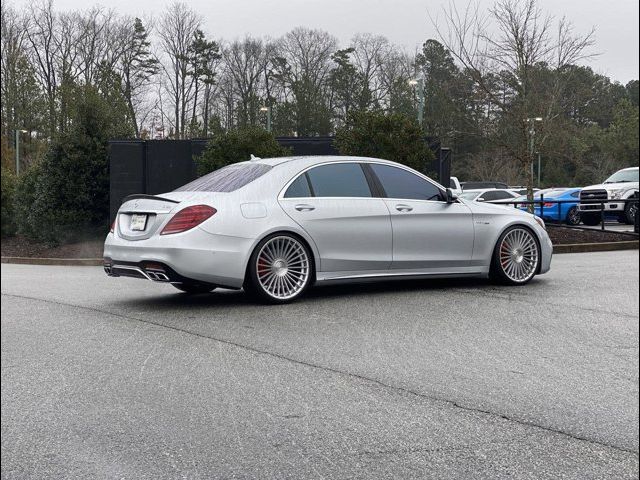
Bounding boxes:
[251,155,402,168]
[621,166,639,171]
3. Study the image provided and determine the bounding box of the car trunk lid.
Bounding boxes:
[116,192,215,240]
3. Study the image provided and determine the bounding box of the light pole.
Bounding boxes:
[14,129,28,175]
[260,106,272,133]
[526,117,543,186]
[409,77,425,128]
[537,151,542,187]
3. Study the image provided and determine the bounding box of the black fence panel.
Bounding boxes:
[109,141,145,222]
[276,136,339,156]
[145,140,197,195]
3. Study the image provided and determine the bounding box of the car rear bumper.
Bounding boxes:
[103,227,254,289]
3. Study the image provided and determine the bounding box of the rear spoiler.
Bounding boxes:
[122,194,180,204]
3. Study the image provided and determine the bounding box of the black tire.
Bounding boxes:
[173,282,216,294]
[581,213,601,226]
[624,200,638,225]
[489,226,541,286]
[565,206,581,226]
[244,233,314,304]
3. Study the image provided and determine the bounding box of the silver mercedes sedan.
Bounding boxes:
[104,156,553,303]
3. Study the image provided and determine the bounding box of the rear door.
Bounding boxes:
[278,162,392,272]
[368,163,475,270]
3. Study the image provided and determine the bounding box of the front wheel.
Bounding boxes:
[490,226,540,286]
[245,233,313,304]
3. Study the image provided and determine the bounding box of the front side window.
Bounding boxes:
[370,164,441,201]
[175,163,272,192]
[306,163,372,198]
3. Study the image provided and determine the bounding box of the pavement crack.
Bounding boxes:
[3,291,638,457]
[454,287,639,320]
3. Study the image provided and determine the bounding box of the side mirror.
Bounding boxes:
[477,197,485,202]
[445,188,457,204]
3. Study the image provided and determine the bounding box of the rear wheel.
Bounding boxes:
[565,206,581,226]
[245,233,313,304]
[490,226,540,286]
[624,200,638,225]
[173,282,216,294]
[581,213,601,226]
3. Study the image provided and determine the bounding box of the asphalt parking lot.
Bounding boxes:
[580,221,637,233]
[1,251,639,479]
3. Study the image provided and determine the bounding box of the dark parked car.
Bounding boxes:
[461,181,509,190]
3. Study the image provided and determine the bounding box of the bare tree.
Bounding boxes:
[431,0,595,195]
[1,3,27,138]
[157,2,201,138]
[273,27,338,135]
[350,33,392,109]
[468,149,522,184]
[222,36,269,127]
[377,47,415,115]
[25,0,60,136]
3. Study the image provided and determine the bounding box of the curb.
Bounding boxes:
[1,257,103,266]
[2,241,638,266]
[553,241,639,254]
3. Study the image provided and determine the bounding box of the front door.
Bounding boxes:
[368,163,475,270]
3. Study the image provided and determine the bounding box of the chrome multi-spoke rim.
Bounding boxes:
[499,229,539,283]
[256,236,310,300]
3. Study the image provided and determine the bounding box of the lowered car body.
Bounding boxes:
[104,156,553,303]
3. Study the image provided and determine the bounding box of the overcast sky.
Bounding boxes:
[13,0,640,83]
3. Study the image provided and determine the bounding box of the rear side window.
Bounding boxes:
[175,163,272,192]
[306,163,372,198]
[284,174,313,198]
[371,164,441,201]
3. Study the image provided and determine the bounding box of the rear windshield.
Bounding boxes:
[175,163,272,192]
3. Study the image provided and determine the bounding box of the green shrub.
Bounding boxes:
[1,167,17,237]
[197,126,290,176]
[334,111,435,172]
[13,84,133,245]
[13,164,41,240]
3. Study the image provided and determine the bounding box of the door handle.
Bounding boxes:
[295,204,315,212]
[395,204,413,212]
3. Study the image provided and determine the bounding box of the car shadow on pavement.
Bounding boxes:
[111,276,545,310]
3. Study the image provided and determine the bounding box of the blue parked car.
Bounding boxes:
[512,188,582,225]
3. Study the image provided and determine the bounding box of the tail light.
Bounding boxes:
[161,205,216,235]
[110,219,116,233]
[542,202,555,208]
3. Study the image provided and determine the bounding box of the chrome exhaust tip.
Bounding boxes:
[146,269,170,282]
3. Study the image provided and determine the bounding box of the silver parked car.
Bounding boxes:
[104,156,553,303]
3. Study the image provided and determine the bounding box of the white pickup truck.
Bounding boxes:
[449,176,463,196]
[578,166,639,225]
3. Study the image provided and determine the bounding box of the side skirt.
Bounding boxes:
[315,267,489,285]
